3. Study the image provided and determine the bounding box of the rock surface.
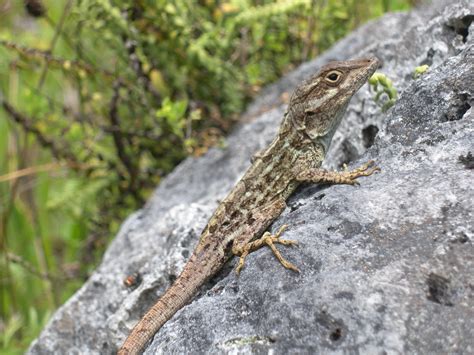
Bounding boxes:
[29,0,473,354]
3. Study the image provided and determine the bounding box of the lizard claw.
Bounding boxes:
[233,225,300,274]
[262,226,300,272]
[345,160,381,182]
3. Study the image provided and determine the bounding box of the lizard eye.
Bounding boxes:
[325,70,343,84]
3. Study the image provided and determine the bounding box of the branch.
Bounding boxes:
[37,0,73,89]
[5,251,76,281]
[109,81,143,204]
[123,38,162,104]
[0,162,87,183]
[1,100,80,166]
[0,40,116,81]
[121,7,162,105]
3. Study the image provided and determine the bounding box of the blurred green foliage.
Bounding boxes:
[0,0,411,352]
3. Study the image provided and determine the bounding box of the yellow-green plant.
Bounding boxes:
[413,64,429,79]
[369,72,398,112]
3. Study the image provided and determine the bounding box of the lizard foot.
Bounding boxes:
[235,225,300,274]
[338,160,381,185]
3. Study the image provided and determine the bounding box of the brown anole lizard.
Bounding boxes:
[118,57,380,354]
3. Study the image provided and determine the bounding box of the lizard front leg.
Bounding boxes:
[295,160,380,185]
[231,199,299,274]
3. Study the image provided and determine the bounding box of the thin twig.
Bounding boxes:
[0,162,88,183]
[121,8,162,105]
[100,124,162,141]
[109,81,135,177]
[0,39,133,87]
[109,81,143,204]
[37,0,73,89]
[5,252,73,281]
[1,100,80,165]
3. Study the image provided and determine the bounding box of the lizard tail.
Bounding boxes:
[118,249,223,354]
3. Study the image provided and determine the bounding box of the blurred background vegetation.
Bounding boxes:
[0,0,413,352]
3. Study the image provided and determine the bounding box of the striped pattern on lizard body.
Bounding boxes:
[118,57,380,354]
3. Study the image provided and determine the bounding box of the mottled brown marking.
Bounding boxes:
[119,57,381,355]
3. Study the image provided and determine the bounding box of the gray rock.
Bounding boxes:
[29,0,473,354]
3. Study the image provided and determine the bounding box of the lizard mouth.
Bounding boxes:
[359,57,381,77]
[366,57,381,74]
[351,57,380,91]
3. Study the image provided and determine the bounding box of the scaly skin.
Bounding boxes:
[118,57,381,354]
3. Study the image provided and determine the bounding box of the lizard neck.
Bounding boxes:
[281,110,327,166]
[284,98,348,164]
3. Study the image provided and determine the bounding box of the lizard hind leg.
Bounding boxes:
[233,224,300,274]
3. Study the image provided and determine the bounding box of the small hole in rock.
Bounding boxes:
[457,15,473,43]
[420,48,435,66]
[362,125,379,148]
[426,273,454,306]
[446,15,473,44]
[314,193,325,201]
[458,152,474,169]
[441,93,471,122]
[330,328,342,341]
[290,202,303,212]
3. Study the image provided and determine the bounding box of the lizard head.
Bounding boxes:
[288,57,380,150]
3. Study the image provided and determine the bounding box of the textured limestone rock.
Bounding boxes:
[29,1,473,354]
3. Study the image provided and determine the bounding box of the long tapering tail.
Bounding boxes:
[118,248,223,355]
